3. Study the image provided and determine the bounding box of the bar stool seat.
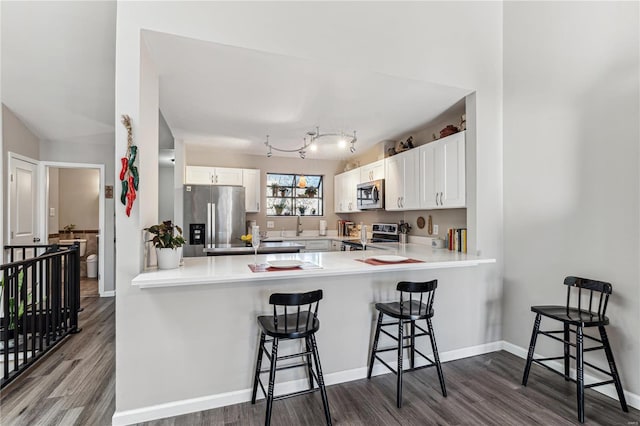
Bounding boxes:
[367,280,446,408]
[251,289,331,426]
[522,276,628,423]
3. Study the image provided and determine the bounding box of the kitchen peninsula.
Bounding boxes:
[119,244,495,424]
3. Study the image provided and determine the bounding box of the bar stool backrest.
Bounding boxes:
[397,280,437,317]
[563,276,612,318]
[269,289,323,333]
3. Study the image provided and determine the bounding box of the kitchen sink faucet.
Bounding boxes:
[296,215,303,236]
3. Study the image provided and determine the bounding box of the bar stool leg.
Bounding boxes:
[564,323,570,381]
[427,317,447,397]
[265,337,279,426]
[522,313,541,386]
[410,321,416,369]
[310,333,332,425]
[599,326,628,412]
[367,311,383,379]
[305,336,314,390]
[251,332,266,404]
[576,326,584,423]
[397,318,404,408]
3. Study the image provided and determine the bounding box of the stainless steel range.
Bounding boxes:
[341,223,399,251]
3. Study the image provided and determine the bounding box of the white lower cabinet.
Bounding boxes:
[299,239,332,252]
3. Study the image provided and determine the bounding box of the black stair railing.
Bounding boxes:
[1,243,81,389]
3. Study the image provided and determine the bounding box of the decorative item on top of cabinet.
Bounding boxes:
[439,124,459,138]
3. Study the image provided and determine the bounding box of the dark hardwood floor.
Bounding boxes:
[0,278,115,426]
[1,282,638,425]
[138,350,638,426]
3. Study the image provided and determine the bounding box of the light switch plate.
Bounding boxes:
[433,224,439,235]
[49,207,55,217]
[267,221,274,229]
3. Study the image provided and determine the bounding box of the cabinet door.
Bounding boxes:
[385,155,403,211]
[214,167,243,185]
[334,174,344,213]
[401,151,420,210]
[419,143,438,209]
[243,169,261,212]
[185,166,214,184]
[360,160,385,183]
[440,132,466,207]
[345,169,361,212]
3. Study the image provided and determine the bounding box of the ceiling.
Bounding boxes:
[143,30,471,160]
[1,1,117,143]
[2,3,470,159]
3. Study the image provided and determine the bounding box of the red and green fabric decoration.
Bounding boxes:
[120,115,139,217]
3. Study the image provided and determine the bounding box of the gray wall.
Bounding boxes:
[58,168,100,231]
[503,1,639,395]
[40,137,116,293]
[158,166,174,222]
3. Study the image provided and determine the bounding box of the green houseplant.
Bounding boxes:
[304,186,317,198]
[273,199,287,216]
[269,182,280,197]
[145,220,185,269]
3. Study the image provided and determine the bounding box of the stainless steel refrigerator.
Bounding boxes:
[183,185,246,257]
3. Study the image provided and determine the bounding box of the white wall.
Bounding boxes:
[40,137,116,292]
[115,1,503,416]
[57,168,100,230]
[48,167,59,235]
[503,1,640,397]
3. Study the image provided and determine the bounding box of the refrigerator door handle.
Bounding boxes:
[207,203,216,248]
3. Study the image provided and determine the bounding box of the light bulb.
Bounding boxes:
[310,143,317,152]
[338,139,346,149]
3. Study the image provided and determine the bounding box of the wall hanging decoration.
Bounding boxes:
[120,115,139,217]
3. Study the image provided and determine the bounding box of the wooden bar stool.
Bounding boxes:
[522,276,628,423]
[367,280,447,408]
[251,289,331,426]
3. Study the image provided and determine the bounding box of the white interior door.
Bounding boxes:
[9,155,40,260]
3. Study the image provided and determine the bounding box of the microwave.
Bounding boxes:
[356,179,384,210]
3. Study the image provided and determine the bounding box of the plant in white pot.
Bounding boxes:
[145,220,186,270]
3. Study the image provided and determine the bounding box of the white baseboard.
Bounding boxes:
[100,290,115,297]
[501,340,640,411]
[112,340,501,425]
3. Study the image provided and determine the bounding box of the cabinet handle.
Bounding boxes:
[257,202,260,211]
[439,192,443,205]
[435,192,439,206]
[401,197,404,208]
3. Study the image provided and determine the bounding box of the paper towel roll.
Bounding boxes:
[319,220,327,236]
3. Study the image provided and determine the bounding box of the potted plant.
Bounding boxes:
[63,224,76,238]
[269,182,279,197]
[145,220,186,270]
[273,199,287,216]
[298,205,307,215]
[279,187,288,197]
[304,186,317,198]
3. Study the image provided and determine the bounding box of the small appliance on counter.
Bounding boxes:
[341,223,399,251]
[319,220,327,236]
[356,179,384,210]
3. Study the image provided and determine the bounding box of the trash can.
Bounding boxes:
[87,254,98,278]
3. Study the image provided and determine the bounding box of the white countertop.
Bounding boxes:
[132,243,495,289]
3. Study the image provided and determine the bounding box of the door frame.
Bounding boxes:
[6,152,41,253]
[39,161,106,297]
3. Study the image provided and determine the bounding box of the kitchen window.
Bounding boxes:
[266,173,324,216]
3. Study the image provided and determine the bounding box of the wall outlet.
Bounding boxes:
[267,221,274,229]
[433,224,439,235]
[49,207,56,217]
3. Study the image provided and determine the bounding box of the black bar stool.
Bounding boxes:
[522,276,628,423]
[367,280,447,408]
[251,289,331,426]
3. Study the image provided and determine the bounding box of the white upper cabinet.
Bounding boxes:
[385,149,420,211]
[334,168,361,213]
[185,166,213,185]
[419,131,466,209]
[359,160,385,183]
[213,167,243,185]
[185,166,243,186]
[242,169,261,213]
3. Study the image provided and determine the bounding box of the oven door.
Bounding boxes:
[341,241,363,251]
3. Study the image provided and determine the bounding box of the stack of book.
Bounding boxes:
[447,228,467,253]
